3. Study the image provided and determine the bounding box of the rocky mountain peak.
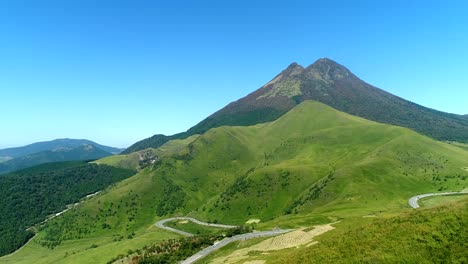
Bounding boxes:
[304,58,354,83]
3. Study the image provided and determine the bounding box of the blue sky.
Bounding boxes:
[1,0,467,148]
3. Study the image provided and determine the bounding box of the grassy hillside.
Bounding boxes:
[448,141,468,151]
[419,193,468,207]
[266,198,468,264]
[94,135,199,170]
[3,101,468,263]
[0,161,135,256]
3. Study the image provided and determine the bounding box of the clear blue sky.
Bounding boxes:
[1,0,467,148]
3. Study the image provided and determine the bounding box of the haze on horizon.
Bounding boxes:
[1,0,467,149]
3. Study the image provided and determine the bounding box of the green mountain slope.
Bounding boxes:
[0,144,114,174]
[0,138,123,158]
[0,161,135,256]
[4,101,467,264]
[124,59,468,154]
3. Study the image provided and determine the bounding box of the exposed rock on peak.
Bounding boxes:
[304,58,353,82]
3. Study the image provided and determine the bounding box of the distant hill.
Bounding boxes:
[124,58,468,153]
[0,144,114,174]
[0,138,123,159]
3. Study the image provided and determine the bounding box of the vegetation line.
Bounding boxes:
[37,191,102,226]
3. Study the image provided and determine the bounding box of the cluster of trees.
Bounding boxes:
[107,235,221,264]
[0,161,135,256]
[156,176,186,216]
[37,187,148,248]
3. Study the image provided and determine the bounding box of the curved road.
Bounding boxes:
[408,191,468,209]
[155,217,238,237]
[181,229,292,264]
[155,217,293,264]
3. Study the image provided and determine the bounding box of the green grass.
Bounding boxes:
[265,198,468,264]
[447,141,468,151]
[419,193,468,207]
[3,101,468,263]
[165,221,227,236]
[197,237,271,264]
[95,135,199,170]
[0,226,177,264]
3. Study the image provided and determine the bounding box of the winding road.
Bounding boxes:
[160,189,468,263]
[181,229,292,264]
[155,217,237,237]
[408,191,468,209]
[154,217,293,264]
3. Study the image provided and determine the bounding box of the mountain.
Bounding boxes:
[6,101,467,263]
[123,58,468,154]
[0,138,123,159]
[0,144,114,174]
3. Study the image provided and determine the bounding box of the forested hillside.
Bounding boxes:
[0,161,135,256]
